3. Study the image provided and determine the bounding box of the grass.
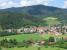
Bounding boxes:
[0,33,67,50]
[0,33,66,42]
[44,17,61,26]
[2,47,66,50]
[0,33,54,42]
[0,34,44,42]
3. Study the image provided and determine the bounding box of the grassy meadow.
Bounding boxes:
[0,34,50,42]
[0,33,67,50]
[2,47,66,50]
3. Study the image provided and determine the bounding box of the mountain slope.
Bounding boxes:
[0,5,65,13]
[0,5,67,29]
[0,5,64,15]
[0,5,67,21]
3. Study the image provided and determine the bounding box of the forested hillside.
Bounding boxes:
[0,5,67,29]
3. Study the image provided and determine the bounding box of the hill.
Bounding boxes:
[0,5,67,29]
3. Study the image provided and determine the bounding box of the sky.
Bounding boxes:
[0,0,66,9]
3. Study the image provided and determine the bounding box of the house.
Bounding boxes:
[49,26,60,35]
[62,26,67,34]
[23,28,30,32]
[16,26,48,34]
[36,26,48,34]
[17,27,24,33]
[29,27,37,33]
[16,26,37,33]
[4,29,12,32]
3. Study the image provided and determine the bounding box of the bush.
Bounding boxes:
[0,47,2,50]
[0,38,18,48]
[4,43,14,48]
[0,32,17,37]
[17,42,25,48]
[9,39,17,45]
[49,37,55,42]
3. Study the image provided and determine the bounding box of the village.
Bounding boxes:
[4,25,67,35]
[0,25,66,50]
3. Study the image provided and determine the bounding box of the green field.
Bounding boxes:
[0,33,67,42]
[0,34,67,50]
[2,47,66,50]
[0,34,53,42]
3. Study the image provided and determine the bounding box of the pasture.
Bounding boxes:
[0,34,52,42]
[0,33,67,42]
[0,33,67,50]
[2,47,66,50]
